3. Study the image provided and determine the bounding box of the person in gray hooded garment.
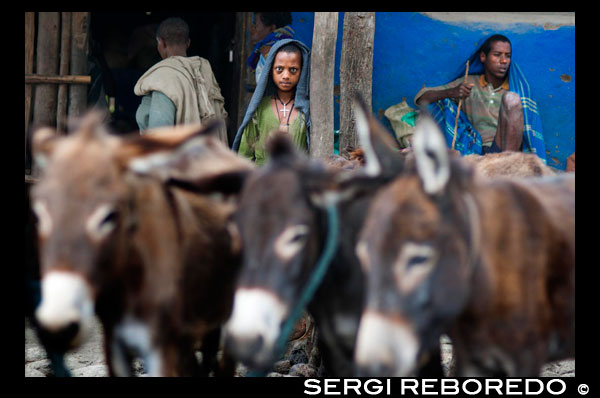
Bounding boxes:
[232,39,311,165]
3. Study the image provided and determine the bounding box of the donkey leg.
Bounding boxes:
[416,345,445,377]
[199,327,222,376]
[105,331,134,377]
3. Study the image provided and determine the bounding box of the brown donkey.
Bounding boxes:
[354,113,574,377]
[31,114,254,376]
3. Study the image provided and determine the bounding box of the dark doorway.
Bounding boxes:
[89,12,237,141]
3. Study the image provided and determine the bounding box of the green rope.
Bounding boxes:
[249,202,339,377]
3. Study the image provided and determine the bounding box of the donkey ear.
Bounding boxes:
[265,130,303,166]
[353,94,404,178]
[142,118,224,141]
[125,121,255,195]
[412,114,450,195]
[32,127,60,173]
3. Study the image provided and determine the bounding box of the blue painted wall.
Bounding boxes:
[289,12,574,170]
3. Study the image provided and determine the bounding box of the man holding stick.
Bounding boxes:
[414,34,546,161]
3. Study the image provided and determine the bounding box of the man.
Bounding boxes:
[247,12,294,84]
[414,34,546,161]
[134,17,228,144]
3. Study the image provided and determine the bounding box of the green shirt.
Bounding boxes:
[415,74,510,146]
[238,96,308,165]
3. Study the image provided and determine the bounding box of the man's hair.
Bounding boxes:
[478,34,511,56]
[156,17,190,46]
[449,34,512,81]
[258,12,292,28]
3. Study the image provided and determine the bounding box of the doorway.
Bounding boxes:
[89,12,237,142]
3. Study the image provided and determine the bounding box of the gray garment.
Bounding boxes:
[232,38,311,151]
[136,91,177,132]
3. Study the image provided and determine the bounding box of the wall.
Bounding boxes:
[289,12,575,170]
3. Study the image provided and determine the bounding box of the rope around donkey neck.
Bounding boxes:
[248,202,339,377]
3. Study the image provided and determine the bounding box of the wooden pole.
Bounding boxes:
[451,60,470,150]
[25,75,91,84]
[69,12,90,120]
[25,12,35,149]
[33,12,60,128]
[309,12,338,159]
[57,12,72,133]
[339,12,375,152]
[233,12,251,143]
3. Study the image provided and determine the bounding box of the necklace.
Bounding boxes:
[274,93,294,132]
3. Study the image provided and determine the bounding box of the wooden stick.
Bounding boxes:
[25,74,91,84]
[451,60,470,150]
[25,12,35,152]
[57,12,72,133]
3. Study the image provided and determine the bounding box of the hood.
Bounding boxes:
[232,39,311,151]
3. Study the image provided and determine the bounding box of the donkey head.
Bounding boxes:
[225,94,406,371]
[354,113,478,376]
[224,132,333,369]
[31,113,252,352]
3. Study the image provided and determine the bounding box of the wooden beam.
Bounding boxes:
[25,75,91,85]
[33,12,60,128]
[57,12,72,132]
[339,12,375,151]
[25,174,39,184]
[309,12,338,159]
[25,12,35,149]
[69,12,90,119]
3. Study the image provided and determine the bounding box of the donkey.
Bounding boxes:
[331,140,556,179]
[353,113,575,377]
[31,113,254,376]
[223,97,447,377]
[463,151,556,179]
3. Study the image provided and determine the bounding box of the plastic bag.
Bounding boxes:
[384,98,417,148]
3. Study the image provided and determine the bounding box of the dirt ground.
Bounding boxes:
[25,316,574,377]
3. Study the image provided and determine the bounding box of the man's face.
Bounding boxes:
[250,13,275,44]
[272,51,302,93]
[480,40,511,81]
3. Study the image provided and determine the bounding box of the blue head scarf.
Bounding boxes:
[247,25,295,70]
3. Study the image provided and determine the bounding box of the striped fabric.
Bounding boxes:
[508,62,547,162]
[429,60,546,162]
[428,98,483,155]
[247,25,295,70]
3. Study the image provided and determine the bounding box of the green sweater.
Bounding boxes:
[238,96,308,166]
[135,91,176,131]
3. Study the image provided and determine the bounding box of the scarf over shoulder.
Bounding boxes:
[232,39,311,151]
[134,56,228,143]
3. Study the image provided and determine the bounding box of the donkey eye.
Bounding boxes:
[86,204,119,241]
[100,209,119,226]
[32,200,53,237]
[394,242,437,293]
[274,224,309,262]
[406,255,430,269]
[289,230,307,243]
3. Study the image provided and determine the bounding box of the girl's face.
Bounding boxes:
[272,51,302,93]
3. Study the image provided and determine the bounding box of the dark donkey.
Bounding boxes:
[31,114,254,376]
[224,98,444,376]
[354,114,575,377]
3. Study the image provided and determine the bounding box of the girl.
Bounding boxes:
[232,39,311,165]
